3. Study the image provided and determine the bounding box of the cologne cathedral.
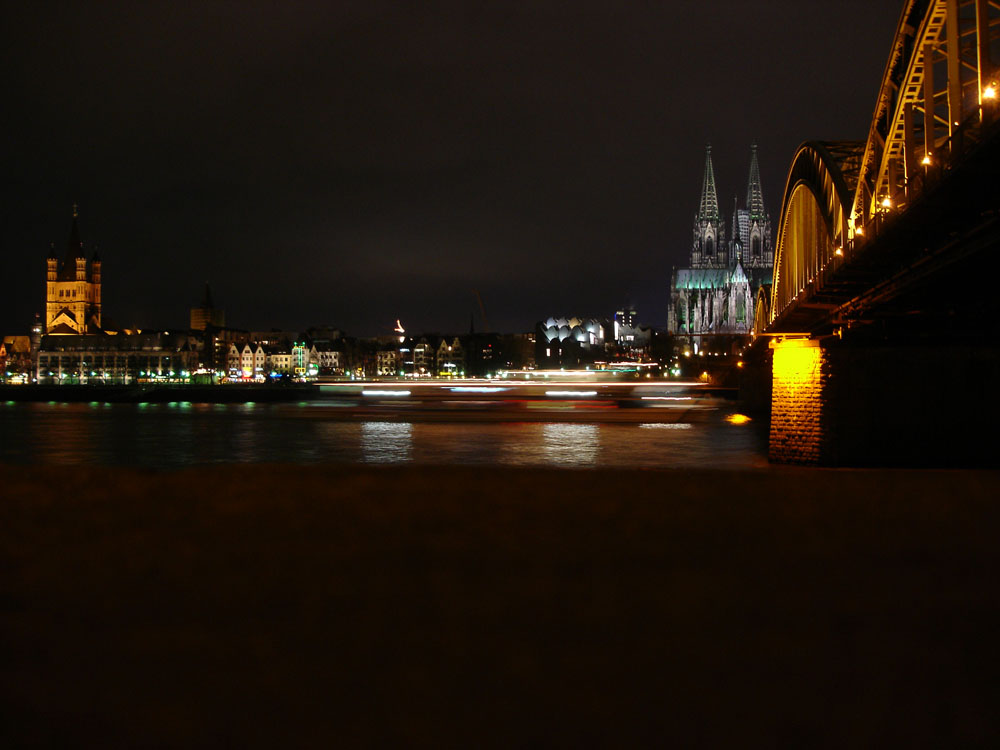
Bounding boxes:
[667,144,773,341]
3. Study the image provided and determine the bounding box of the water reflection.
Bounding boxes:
[540,423,599,467]
[360,422,413,463]
[0,403,766,469]
[33,404,102,464]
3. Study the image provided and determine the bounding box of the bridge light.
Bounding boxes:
[855,226,864,237]
[881,197,892,209]
[834,248,844,257]
[921,154,932,166]
[984,85,997,100]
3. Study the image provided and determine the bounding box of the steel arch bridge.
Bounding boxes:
[765,0,1000,334]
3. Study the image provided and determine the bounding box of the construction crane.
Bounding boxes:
[471,289,491,333]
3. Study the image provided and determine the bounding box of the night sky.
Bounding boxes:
[2,1,901,337]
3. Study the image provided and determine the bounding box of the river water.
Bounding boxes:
[0,400,767,469]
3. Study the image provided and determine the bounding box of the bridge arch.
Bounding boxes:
[770,141,862,325]
[751,285,771,339]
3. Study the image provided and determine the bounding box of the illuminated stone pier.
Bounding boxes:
[763,337,1000,467]
[768,338,826,464]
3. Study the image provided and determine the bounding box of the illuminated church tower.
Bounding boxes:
[45,205,102,334]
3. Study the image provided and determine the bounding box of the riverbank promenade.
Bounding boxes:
[3,464,998,746]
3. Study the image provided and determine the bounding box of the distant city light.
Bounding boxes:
[545,390,598,397]
[362,390,410,397]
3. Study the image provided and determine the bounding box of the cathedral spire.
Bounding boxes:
[745,143,766,220]
[697,144,720,223]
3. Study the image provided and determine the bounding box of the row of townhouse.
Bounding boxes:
[24,328,535,383]
[376,336,465,377]
[226,341,345,379]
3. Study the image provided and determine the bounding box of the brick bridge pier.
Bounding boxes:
[760,337,1000,466]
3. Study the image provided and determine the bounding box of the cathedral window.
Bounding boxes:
[705,237,714,256]
[752,236,761,257]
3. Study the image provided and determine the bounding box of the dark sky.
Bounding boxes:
[2,1,901,337]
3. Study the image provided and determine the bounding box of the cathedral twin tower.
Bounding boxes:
[668,144,774,338]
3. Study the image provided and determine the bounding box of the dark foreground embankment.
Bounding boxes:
[2,465,998,747]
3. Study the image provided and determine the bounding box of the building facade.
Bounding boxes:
[536,317,607,368]
[36,333,199,384]
[668,145,774,343]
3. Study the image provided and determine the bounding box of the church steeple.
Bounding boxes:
[58,204,87,281]
[691,144,725,267]
[698,145,721,223]
[745,143,766,221]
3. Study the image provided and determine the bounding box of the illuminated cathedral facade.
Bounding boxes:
[668,144,773,340]
[45,206,102,334]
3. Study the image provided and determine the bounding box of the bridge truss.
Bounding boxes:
[854,0,1000,229]
[768,0,1000,332]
